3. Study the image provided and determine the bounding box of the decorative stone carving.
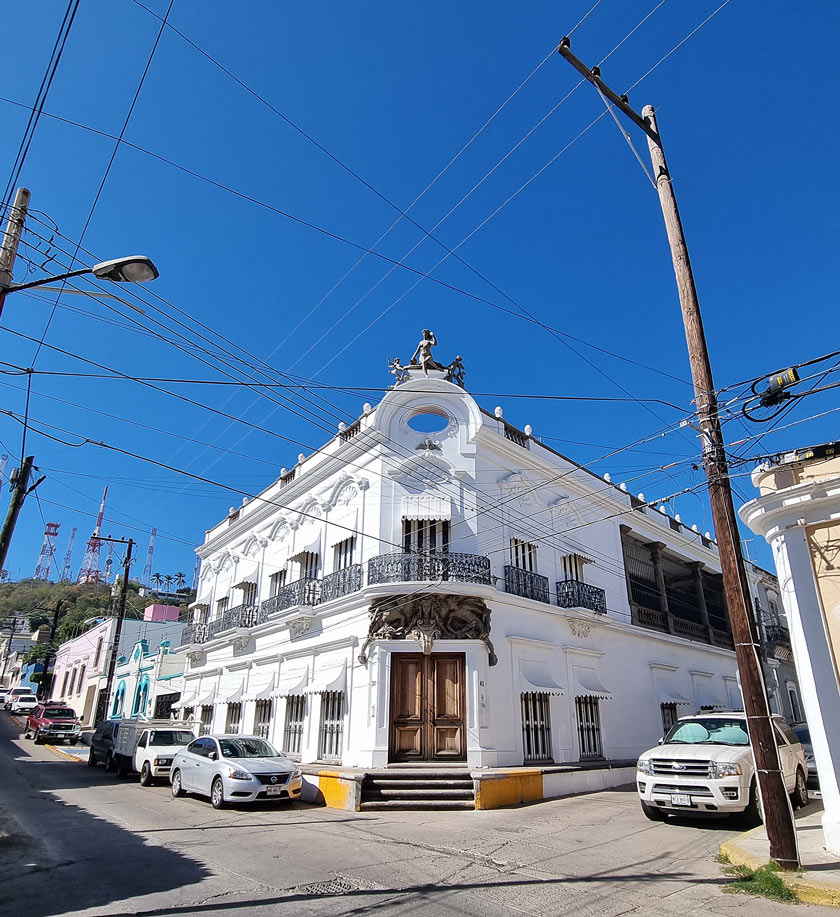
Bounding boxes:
[569,620,594,638]
[444,355,465,387]
[288,616,316,639]
[186,650,204,665]
[359,594,496,666]
[232,635,251,654]
[410,329,441,375]
[388,452,450,488]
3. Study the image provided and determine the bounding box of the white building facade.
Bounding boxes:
[178,347,792,771]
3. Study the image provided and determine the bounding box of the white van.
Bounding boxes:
[636,712,808,822]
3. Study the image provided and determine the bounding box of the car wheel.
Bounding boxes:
[791,768,809,809]
[640,800,666,822]
[171,770,185,798]
[116,757,129,779]
[211,777,225,810]
[738,780,763,827]
[140,763,153,787]
[33,729,43,745]
[87,749,97,767]
[105,752,115,772]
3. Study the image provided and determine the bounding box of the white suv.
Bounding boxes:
[636,712,808,822]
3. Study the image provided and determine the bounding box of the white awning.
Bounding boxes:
[232,559,259,589]
[274,667,309,697]
[402,494,451,520]
[572,667,613,700]
[328,507,358,546]
[302,662,346,695]
[155,682,183,697]
[695,680,726,710]
[224,679,244,704]
[172,687,198,709]
[293,528,321,556]
[520,661,565,695]
[188,601,209,611]
[560,552,595,566]
[253,674,275,701]
[195,689,217,707]
[655,676,691,705]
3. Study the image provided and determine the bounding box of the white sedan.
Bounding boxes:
[170,734,302,809]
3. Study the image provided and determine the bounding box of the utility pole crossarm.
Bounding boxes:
[557,38,656,141]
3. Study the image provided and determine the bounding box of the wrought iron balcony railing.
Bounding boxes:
[320,564,363,603]
[179,623,207,646]
[258,577,321,622]
[368,552,491,586]
[555,579,607,615]
[504,566,550,604]
[764,623,791,647]
[206,604,257,639]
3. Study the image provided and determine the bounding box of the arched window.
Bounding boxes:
[132,676,150,718]
[112,681,126,717]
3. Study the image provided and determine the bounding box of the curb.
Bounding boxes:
[46,744,86,763]
[720,836,840,908]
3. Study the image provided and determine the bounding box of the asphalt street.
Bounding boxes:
[0,714,831,917]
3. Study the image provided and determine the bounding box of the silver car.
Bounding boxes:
[170,734,302,809]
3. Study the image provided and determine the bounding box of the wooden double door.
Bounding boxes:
[389,653,466,762]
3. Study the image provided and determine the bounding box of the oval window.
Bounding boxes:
[407,411,449,433]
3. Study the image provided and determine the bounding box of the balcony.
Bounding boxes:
[206,604,257,639]
[368,552,491,586]
[556,580,607,615]
[320,564,363,603]
[258,578,321,622]
[672,617,709,642]
[179,623,207,646]
[504,566,550,604]
[711,626,734,649]
[632,604,669,632]
[765,623,791,647]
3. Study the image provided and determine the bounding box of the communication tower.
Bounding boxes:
[142,528,157,584]
[77,486,108,584]
[60,526,77,581]
[34,521,60,580]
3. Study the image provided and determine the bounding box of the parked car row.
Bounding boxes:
[87,718,302,809]
[2,686,40,715]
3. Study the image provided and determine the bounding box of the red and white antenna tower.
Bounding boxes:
[77,485,108,584]
[34,521,61,580]
[60,526,77,581]
[142,528,157,584]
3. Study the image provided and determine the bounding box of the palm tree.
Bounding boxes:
[174,572,187,589]
[163,574,173,593]
[150,572,163,590]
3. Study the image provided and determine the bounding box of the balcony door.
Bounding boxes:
[389,653,466,762]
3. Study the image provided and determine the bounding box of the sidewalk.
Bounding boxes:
[720,804,840,907]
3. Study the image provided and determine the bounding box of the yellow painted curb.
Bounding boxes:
[719,837,840,908]
[46,744,86,763]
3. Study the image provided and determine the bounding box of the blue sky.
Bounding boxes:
[0,0,837,582]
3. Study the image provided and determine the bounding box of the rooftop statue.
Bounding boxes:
[388,330,466,388]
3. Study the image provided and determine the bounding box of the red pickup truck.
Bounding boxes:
[25,703,81,744]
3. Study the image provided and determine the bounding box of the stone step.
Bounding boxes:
[364,770,472,780]
[365,787,475,800]
[364,778,474,790]
[359,799,475,811]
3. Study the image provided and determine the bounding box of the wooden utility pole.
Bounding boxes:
[557,39,799,869]
[38,601,65,701]
[0,456,36,574]
[0,187,31,320]
[96,537,133,726]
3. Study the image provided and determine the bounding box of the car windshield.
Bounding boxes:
[794,727,811,744]
[664,718,750,746]
[12,688,30,695]
[149,730,194,747]
[218,737,279,758]
[44,708,76,719]
[19,696,37,702]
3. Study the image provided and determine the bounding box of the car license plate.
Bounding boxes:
[266,786,284,796]
[670,793,691,807]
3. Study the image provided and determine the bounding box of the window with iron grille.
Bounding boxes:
[520,692,553,763]
[787,684,803,723]
[283,695,306,760]
[620,534,660,610]
[403,519,449,553]
[317,691,344,764]
[510,538,538,572]
[290,551,319,581]
[333,537,356,571]
[225,703,242,734]
[660,702,678,735]
[215,597,229,617]
[199,705,214,736]
[182,706,194,722]
[575,696,603,759]
[254,700,273,739]
[269,570,287,596]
